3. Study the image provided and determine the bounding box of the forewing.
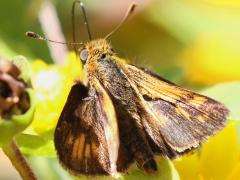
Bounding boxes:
[54,80,119,176]
[123,64,229,154]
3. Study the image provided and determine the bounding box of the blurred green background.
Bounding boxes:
[1,0,240,179]
[1,0,240,86]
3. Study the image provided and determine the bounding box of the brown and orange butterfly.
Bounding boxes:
[27,0,229,177]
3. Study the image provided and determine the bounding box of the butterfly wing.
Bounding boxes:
[122,64,229,155]
[54,79,119,176]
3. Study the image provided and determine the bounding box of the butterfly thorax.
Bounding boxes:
[83,39,118,83]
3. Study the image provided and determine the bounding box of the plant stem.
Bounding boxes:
[2,139,37,180]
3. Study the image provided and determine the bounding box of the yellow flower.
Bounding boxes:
[181,33,240,85]
[174,122,240,180]
[30,53,83,134]
[227,162,240,180]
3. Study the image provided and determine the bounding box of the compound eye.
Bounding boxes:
[80,48,88,62]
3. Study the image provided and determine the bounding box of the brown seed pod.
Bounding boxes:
[0,59,25,116]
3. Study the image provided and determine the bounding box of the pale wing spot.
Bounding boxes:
[85,143,91,159]
[147,102,167,126]
[197,116,206,123]
[91,142,98,157]
[72,136,80,160]
[176,107,191,121]
[193,96,207,107]
[71,134,85,160]
[193,95,206,103]
[64,131,73,147]
[66,134,74,145]
[77,134,86,160]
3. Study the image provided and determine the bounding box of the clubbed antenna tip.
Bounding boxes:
[25,31,44,40]
[25,31,83,45]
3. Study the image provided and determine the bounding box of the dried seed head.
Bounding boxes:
[0,59,25,117]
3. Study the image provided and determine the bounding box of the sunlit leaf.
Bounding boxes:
[123,158,179,180]
[12,55,31,83]
[0,89,35,146]
[16,134,56,157]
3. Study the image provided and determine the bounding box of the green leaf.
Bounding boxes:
[29,157,73,180]
[200,82,240,120]
[11,55,31,83]
[123,158,179,180]
[0,88,35,146]
[15,134,56,157]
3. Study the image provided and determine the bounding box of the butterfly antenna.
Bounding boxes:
[105,3,136,40]
[25,31,83,46]
[72,1,79,59]
[72,0,92,41]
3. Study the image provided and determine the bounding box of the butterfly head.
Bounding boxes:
[79,39,115,65]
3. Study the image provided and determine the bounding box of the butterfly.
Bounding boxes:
[27,0,229,177]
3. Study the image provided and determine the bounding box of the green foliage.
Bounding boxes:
[16,134,55,157]
[12,55,31,83]
[123,158,179,180]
